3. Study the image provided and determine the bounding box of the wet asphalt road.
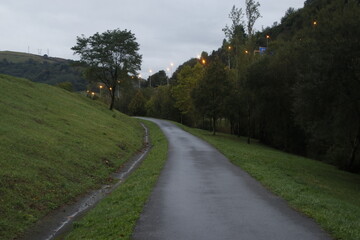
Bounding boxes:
[133,118,331,240]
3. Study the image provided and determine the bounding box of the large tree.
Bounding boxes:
[72,29,142,110]
[173,63,204,125]
[192,57,231,135]
[245,0,261,37]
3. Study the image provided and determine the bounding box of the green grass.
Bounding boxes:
[176,124,360,240]
[0,74,143,239]
[0,51,64,63]
[63,120,167,239]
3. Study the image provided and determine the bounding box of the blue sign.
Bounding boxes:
[259,47,267,54]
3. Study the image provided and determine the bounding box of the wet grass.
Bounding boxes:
[0,74,143,239]
[63,120,167,240]
[177,124,360,240]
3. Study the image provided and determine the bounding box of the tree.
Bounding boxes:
[172,63,204,125]
[72,29,142,110]
[128,90,146,116]
[148,70,168,87]
[145,86,179,121]
[293,0,360,171]
[222,5,245,42]
[192,57,230,135]
[245,0,261,36]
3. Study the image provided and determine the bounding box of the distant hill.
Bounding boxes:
[0,51,87,91]
[0,74,143,239]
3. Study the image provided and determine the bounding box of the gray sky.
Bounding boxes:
[0,0,304,78]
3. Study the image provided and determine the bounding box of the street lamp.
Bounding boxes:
[266,35,270,47]
[99,85,103,97]
[227,45,232,68]
[166,67,170,85]
[149,69,152,87]
[138,74,142,88]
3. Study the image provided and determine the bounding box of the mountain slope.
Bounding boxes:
[0,74,143,239]
[0,51,87,91]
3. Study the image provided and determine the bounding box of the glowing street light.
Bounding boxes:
[266,35,271,47]
[201,59,206,65]
[166,67,171,85]
[149,69,153,87]
[244,50,249,54]
[227,45,232,68]
[99,85,103,97]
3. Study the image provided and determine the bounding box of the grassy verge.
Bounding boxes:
[176,124,360,240]
[0,75,143,239]
[63,120,167,239]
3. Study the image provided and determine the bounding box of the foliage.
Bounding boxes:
[0,51,86,91]
[128,90,147,116]
[292,0,360,171]
[72,29,142,110]
[148,70,168,87]
[222,5,245,41]
[0,74,143,239]
[172,63,204,125]
[245,0,261,36]
[192,57,231,135]
[146,86,179,121]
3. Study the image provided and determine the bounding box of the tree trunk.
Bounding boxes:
[212,116,216,135]
[247,103,251,144]
[237,109,241,137]
[109,86,116,110]
[348,127,360,171]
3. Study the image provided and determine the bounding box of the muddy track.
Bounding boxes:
[18,123,151,240]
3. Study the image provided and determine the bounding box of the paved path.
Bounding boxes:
[133,118,331,240]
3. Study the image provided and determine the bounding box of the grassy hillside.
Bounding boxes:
[0,51,87,91]
[178,124,360,240]
[0,51,65,64]
[0,74,143,239]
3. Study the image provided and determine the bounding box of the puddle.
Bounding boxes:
[18,123,151,240]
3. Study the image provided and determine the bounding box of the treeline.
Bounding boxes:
[0,56,87,91]
[109,0,359,172]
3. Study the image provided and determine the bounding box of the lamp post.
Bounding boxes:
[99,85,103,97]
[227,45,232,68]
[166,68,170,85]
[138,74,142,88]
[266,35,270,48]
[149,69,152,87]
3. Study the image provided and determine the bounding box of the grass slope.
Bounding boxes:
[0,74,143,239]
[0,51,65,64]
[64,120,167,239]
[177,124,360,240]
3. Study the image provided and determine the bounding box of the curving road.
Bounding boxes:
[133,118,331,240]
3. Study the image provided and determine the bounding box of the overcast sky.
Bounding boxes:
[0,0,304,78]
